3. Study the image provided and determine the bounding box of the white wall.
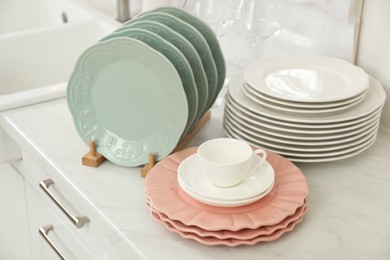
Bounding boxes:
[356,0,390,129]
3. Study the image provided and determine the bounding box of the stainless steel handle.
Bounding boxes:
[39,225,67,260]
[39,179,89,228]
[117,0,130,22]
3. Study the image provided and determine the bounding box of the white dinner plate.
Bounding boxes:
[224,110,380,146]
[224,122,379,159]
[245,55,369,102]
[178,154,275,203]
[243,83,365,114]
[223,117,379,153]
[224,100,382,139]
[228,74,386,124]
[224,111,379,150]
[245,82,368,109]
[285,138,377,162]
[225,96,383,136]
[67,37,188,166]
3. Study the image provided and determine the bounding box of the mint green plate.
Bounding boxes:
[126,12,218,113]
[155,7,226,109]
[67,37,188,166]
[101,28,198,134]
[120,20,209,120]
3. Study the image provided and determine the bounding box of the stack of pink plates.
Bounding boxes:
[145,147,309,246]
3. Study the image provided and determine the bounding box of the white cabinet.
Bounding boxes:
[1,119,123,258]
[24,183,94,260]
[0,163,31,260]
[11,152,123,260]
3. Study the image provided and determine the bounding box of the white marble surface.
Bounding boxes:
[1,87,390,259]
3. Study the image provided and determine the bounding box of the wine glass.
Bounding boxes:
[231,0,282,61]
[182,0,238,38]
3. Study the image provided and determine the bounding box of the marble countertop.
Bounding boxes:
[1,90,390,259]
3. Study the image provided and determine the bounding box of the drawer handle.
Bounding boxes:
[39,225,67,260]
[39,179,89,228]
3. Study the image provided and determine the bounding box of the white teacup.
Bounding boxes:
[197,138,267,188]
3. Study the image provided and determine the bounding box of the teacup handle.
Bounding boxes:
[252,149,267,170]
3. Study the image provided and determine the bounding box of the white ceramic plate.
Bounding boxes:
[224,110,380,146]
[179,181,275,207]
[245,82,368,109]
[225,95,382,133]
[224,100,382,139]
[178,154,275,202]
[243,83,365,114]
[224,111,379,150]
[224,118,379,153]
[245,55,369,102]
[228,74,386,124]
[224,122,379,159]
[285,138,377,162]
[67,37,188,166]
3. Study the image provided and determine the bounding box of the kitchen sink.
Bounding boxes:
[0,0,90,34]
[0,0,119,111]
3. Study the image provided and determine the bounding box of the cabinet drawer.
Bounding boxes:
[13,152,123,259]
[25,183,94,260]
[0,163,31,260]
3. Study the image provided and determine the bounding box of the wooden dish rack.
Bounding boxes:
[82,111,211,177]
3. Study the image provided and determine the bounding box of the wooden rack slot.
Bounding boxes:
[141,153,155,178]
[82,111,211,177]
[82,140,106,168]
[141,110,211,177]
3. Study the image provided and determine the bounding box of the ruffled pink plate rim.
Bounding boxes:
[147,198,307,240]
[148,202,308,246]
[145,147,308,231]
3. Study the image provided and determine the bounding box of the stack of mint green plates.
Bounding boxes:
[67,7,226,167]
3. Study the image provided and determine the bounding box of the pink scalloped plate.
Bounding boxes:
[145,147,308,231]
[147,199,307,240]
[148,203,308,246]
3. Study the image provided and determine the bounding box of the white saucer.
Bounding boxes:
[180,180,275,207]
[177,154,275,202]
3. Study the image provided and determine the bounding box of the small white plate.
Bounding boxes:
[178,154,275,202]
[179,181,275,207]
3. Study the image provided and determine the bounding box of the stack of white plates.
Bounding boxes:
[66,7,225,167]
[223,55,387,162]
